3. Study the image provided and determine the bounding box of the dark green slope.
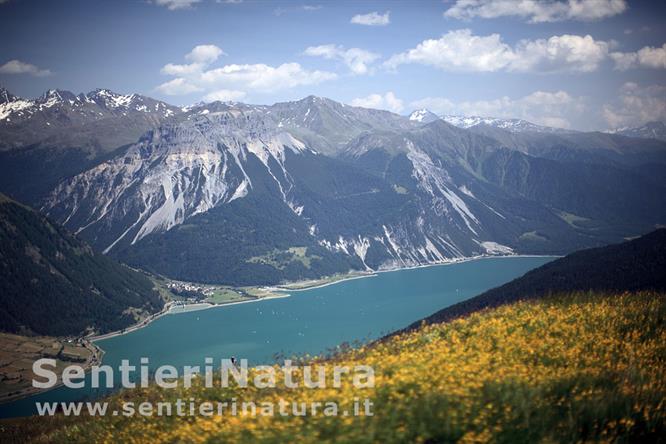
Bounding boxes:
[406,229,666,330]
[0,194,163,336]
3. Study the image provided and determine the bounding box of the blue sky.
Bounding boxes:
[1,0,665,130]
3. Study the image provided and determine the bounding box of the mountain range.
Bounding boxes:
[409,108,666,142]
[2,87,666,285]
[610,121,666,142]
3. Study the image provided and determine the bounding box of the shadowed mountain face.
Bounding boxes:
[405,228,666,332]
[2,88,666,285]
[0,194,163,336]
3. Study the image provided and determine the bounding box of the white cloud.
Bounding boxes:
[444,0,627,23]
[160,44,224,77]
[153,0,201,10]
[385,29,513,72]
[303,5,322,11]
[611,44,666,70]
[303,44,380,75]
[155,78,203,95]
[186,44,225,64]
[350,92,403,113]
[0,59,52,77]
[511,34,609,72]
[158,45,337,98]
[203,89,247,102]
[411,90,584,129]
[161,62,204,76]
[350,11,390,26]
[602,82,666,129]
[200,63,337,92]
[385,29,609,73]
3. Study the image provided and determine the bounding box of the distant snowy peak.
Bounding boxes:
[409,109,439,124]
[407,109,570,134]
[611,121,666,142]
[0,87,180,122]
[88,89,179,117]
[0,89,35,120]
[441,115,568,134]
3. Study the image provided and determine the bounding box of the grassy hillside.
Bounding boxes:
[6,292,665,443]
[0,194,164,336]
[407,228,666,331]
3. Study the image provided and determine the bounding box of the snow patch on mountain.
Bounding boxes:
[409,109,439,124]
[441,115,567,133]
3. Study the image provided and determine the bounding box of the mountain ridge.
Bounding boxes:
[2,87,666,285]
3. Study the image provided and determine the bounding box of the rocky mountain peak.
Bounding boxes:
[409,109,440,124]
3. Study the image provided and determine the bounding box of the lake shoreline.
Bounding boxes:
[95,253,559,343]
[0,254,556,411]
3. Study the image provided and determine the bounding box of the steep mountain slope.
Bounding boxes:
[0,194,163,336]
[408,228,666,330]
[343,120,666,253]
[42,106,363,284]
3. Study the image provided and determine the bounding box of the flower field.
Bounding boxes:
[5,291,665,443]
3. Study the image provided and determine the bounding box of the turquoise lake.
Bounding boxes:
[1,256,555,418]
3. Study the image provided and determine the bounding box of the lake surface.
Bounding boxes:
[1,256,554,418]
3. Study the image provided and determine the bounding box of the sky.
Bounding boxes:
[1,0,665,131]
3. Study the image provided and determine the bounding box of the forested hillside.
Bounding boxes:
[0,194,163,336]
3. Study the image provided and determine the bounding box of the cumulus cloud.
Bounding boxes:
[303,44,380,75]
[410,90,584,129]
[0,59,52,77]
[161,44,225,76]
[158,44,337,98]
[199,63,336,91]
[350,92,403,113]
[611,44,666,70]
[444,0,627,23]
[155,78,203,95]
[153,0,201,10]
[350,11,390,26]
[186,44,225,64]
[602,82,666,129]
[203,89,247,102]
[384,29,609,73]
